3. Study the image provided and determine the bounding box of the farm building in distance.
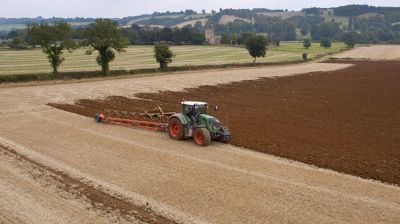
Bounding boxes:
[205,25,221,44]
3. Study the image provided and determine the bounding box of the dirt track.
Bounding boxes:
[0,47,400,223]
[333,45,400,60]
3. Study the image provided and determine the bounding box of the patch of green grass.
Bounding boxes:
[0,42,347,76]
[152,14,185,19]
[0,24,26,32]
[0,22,95,32]
[184,14,210,19]
[126,14,185,25]
[126,16,152,25]
[68,22,93,26]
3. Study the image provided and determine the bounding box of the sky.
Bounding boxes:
[1,0,400,18]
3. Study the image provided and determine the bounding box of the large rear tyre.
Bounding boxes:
[168,118,184,140]
[194,128,211,146]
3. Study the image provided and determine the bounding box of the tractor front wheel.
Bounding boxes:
[221,135,230,144]
[194,128,211,146]
[168,118,184,140]
[94,113,102,123]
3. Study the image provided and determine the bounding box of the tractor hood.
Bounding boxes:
[198,114,230,143]
[198,114,223,131]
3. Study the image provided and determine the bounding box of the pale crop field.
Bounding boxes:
[0,42,346,75]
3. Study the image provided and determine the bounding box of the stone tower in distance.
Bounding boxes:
[205,24,216,44]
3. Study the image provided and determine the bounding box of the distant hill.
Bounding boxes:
[2,5,400,44]
[1,5,399,30]
[174,19,207,28]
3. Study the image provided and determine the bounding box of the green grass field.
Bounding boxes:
[0,24,27,32]
[0,42,347,75]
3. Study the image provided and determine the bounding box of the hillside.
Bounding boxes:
[1,5,399,31]
[2,5,400,44]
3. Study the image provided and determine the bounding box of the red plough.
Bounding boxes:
[94,113,168,131]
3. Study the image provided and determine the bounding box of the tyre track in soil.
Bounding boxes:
[0,144,178,224]
[0,147,122,224]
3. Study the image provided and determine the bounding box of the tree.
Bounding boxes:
[26,22,76,77]
[160,27,174,41]
[7,36,29,49]
[303,39,311,49]
[300,23,310,36]
[154,43,175,69]
[313,22,341,40]
[320,38,332,48]
[231,33,238,45]
[342,31,360,48]
[194,21,203,31]
[245,35,268,64]
[83,19,128,76]
[238,32,255,45]
[220,33,232,44]
[189,32,206,44]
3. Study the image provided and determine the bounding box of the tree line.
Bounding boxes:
[24,19,176,78]
[121,25,205,44]
[3,6,400,45]
[3,22,206,49]
[16,19,291,78]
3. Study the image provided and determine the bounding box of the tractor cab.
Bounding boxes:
[181,101,207,121]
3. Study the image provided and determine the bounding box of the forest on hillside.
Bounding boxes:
[2,5,400,46]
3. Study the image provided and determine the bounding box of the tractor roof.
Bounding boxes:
[181,101,207,106]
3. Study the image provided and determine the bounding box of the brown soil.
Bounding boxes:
[0,144,178,224]
[50,61,400,185]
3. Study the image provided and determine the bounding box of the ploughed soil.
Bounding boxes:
[50,60,400,185]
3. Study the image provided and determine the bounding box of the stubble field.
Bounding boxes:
[0,42,346,75]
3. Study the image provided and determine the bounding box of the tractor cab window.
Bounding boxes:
[195,104,207,114]
[183,104,207,115]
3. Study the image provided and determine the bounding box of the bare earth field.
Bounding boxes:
[1,46,400,223]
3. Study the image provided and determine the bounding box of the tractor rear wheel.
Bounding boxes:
[194,128,211,146]
[168,118,184,140]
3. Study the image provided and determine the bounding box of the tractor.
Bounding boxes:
[168,101,230,146]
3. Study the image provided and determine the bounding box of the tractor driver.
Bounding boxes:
[188,104,198,122]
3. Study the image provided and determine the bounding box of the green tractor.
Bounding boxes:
[168,101,230,146]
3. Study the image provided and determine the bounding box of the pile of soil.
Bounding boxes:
[50,61,400,185]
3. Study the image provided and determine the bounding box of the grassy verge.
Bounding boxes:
[0,60,308,83]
